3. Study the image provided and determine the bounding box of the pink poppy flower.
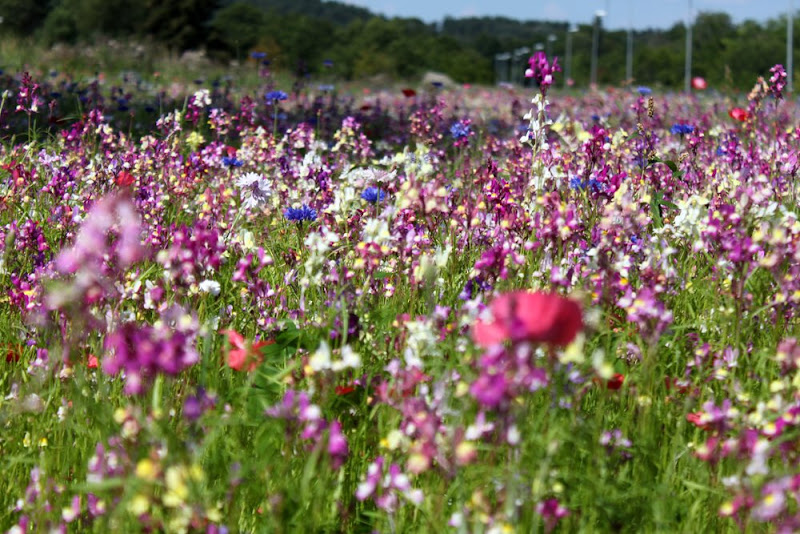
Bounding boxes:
[691,77,707,90]
[473,291,583,347]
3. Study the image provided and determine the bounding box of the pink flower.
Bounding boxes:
[691,76,707,90]
[473,291,583,347]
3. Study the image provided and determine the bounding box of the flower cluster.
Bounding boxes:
[525,51,561,95]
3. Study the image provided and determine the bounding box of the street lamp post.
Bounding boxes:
[565,24,578,87]
[547,34,557,59]
[494,53,511,84]
[590,10,606,87]
[513,47,531,85]
[789,0,794,93]
[684,0,693,93]
[626,2,634,81]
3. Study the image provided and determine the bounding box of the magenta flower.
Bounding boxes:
[525,52,561,94]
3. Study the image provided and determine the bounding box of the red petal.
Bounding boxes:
[227,348,248,371]
[335,385,356,396]
[606,373,625,390]
[221,329,246,349]
[728,107,749,122]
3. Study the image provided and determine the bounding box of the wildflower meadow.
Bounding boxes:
[2,53,800,533]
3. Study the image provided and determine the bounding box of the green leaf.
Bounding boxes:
[648,157,679,174]
[650,193,663,228]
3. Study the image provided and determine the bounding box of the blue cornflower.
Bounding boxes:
[361,187,386,203]
[636,86,652,95]
[323,59,334,68]
[284,204,317,222]
[670,123,694,135]
[222,156,244,168]
[250,51,267,60]
[569,177,585,190]
[450,121,471,141]
[431,81,444,88]
[265,90,288,103]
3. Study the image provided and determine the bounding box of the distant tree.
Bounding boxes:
[209,2,267,58]
[141,0,219,51]
[693,12,735,84]
[0,0,52,36]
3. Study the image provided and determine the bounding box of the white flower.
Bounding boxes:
[192,89,211,107]
[235,172,272,210]
[198,279,221,295]
[309,341,361,372]
[403,319,439,369]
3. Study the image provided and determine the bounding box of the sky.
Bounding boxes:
[338,0,795,31]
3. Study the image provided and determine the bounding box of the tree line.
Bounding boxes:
[1,0,796,89]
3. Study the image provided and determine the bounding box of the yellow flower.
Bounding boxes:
[128,494,150,516]
[136,459,158,482]
[163,466,189,507]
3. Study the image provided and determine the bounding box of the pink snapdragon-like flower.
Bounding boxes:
[525,52,561,95]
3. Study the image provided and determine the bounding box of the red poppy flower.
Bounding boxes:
[115,170,135,187]
[691,77,707,90]
[87,354,99,369]
[473,291,583,347]
[224,146,237,158]
[729,107,749,122]
[5,343,21,363]
[401,88,417,98]
[686,412,711,431]
[607,373,625,390]
[221,329,274,371]
[335,385,356,396]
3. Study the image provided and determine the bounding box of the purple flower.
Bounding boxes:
[525,52,561,94]
[469,371,508,407]
[102,310,199,395]
[769,64,787,100]
[327,420,349,469]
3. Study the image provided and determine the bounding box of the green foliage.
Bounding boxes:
[140,0,220,51]
[0,0,52,36]
[209,2,267,57]
[7,0,800,88]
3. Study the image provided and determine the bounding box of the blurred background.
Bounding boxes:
[0,0,797,89]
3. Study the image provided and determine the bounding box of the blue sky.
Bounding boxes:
[339,0,795,31]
